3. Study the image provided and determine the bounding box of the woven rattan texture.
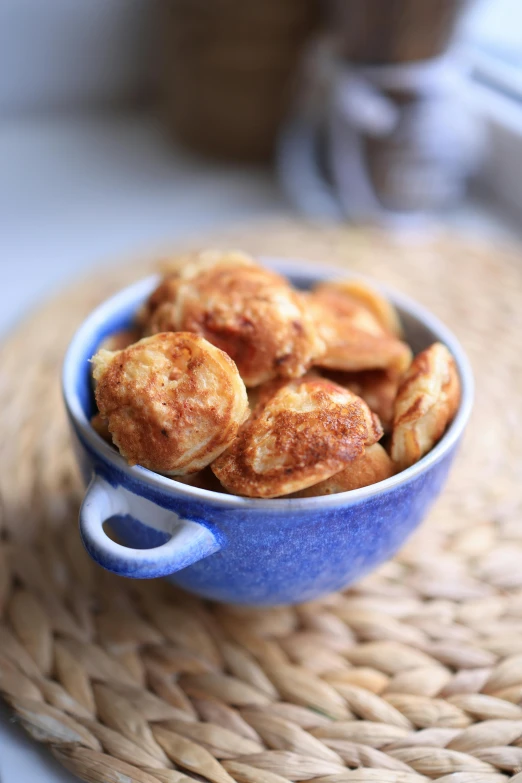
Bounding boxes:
[2,221,522,783]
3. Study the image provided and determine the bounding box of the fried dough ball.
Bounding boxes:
[309,285,412,375]
[211,376,383,498]
[289,443,395,497]
[391,342,461,470]
[137,250,256,330]
[91,332,249,475]
[92,330,143,391]
[323,369,401,432]
[142,250,325,386]
[323,279,403,337]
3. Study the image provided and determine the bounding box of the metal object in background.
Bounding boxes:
[278,1,483,225]
[327,54,484,220]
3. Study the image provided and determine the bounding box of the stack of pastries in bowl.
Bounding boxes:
[90,250,461,498]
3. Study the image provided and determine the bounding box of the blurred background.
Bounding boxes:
[2,0,522,336]
[1,2,522,781]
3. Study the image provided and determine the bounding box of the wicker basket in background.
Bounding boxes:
[159,0,321,161]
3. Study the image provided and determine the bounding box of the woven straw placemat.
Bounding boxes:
[2,220,522,783]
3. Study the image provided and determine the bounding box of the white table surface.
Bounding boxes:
[0,111,520,783]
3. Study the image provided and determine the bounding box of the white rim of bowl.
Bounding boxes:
[63,257,474,511]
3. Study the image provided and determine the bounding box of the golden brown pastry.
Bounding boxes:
[211,376,383,498]
[308,285,412,375]
[289,443,395,497]
[323,369,401,432]
[138,250,256,328]
[391,342,461,470]
[91,332,249,475]
[324,279,403,337]
[92,330,143,392]
[142,250,325,386]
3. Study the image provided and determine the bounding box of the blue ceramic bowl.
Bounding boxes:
[63,259,473,606]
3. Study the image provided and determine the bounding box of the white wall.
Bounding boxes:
[0,0,157,115]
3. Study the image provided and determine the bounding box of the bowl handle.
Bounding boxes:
[79,474,221,578]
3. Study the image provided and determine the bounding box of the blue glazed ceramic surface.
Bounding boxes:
[63,259,473,605]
